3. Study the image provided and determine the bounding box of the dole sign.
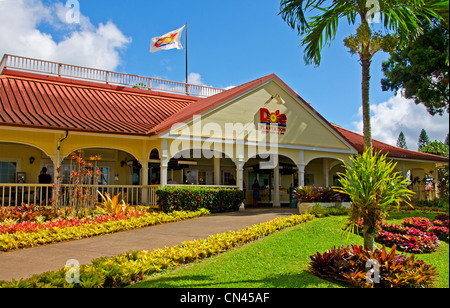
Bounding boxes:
[259,108,287,135]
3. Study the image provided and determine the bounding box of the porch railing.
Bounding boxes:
[0,54,225,98]
[0,184,161,207]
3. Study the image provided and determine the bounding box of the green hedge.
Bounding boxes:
[156,186,244,213]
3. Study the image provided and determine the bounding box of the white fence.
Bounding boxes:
[0,184,160,207]
[0,54,225,98]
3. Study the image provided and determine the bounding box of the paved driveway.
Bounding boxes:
[0,209,297,282]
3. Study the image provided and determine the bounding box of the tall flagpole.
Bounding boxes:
[185,22,188,85]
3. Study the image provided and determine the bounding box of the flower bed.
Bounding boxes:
[0,211,148,236]
[352,214,448,253]
[309,244,437,288]
[0,209,210,252]
[0,204,58,223]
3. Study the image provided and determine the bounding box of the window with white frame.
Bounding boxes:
[0,162,17,183]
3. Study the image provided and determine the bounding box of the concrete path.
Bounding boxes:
[0,209,297,282]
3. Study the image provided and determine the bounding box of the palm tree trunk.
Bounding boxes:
[361,57,372,150]
[363,226,376,252]
[363,216,377,252]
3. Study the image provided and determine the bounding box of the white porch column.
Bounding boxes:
[237,161,244,190]
[160,139,169,187]
[139,159,149,204]
[274,159,280,207]
[323,159,329,187]
[160,158,168,187]
[298,164,305,187]
[299,150,305,187]
[214,157,221,185]
[434,166,440,199]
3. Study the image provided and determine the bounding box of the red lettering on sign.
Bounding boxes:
[260,108,287,125]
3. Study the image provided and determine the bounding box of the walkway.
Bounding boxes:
[0,209,297,282]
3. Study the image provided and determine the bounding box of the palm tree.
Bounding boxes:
[279,0,445,149]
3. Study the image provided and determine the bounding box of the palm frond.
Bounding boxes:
[301,1,354,65]
[280,0,445,66]
[279,0,329,34]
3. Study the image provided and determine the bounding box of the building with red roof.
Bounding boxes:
[0,54,447,207]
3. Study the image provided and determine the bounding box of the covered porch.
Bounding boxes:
[0,137,161,207]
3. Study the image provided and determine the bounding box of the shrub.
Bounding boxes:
[292,186,342,203]
[402,217,434,231]
[376,229,439,254]
[350,215,447,253]
[0,204,57,223]
[309,245,438,288]
[434,214,449,222]
[411,199,449,209]
[156,186,244,213]
[96,191,130,216]
[305,204,349,218]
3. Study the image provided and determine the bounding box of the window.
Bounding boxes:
[0,162,17,183]
[223,171,236,185]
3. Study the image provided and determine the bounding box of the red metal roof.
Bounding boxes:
[0,70,198,135]
[333,125,449,163]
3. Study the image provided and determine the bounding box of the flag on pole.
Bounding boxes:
[150,25,185,53]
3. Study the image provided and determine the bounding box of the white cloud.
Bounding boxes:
[188,72,235,91]
[353,94,449,150]
[187,72,207,86]
[0,0,131,71]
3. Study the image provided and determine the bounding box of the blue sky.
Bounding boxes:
[1,0,448,149]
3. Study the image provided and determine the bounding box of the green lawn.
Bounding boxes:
[130,211,449,288]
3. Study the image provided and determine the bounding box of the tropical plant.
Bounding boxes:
[309,244,438,288]
[334,149,414,251]
[292,186,342,203]
[292,186,321,202]
[96,191,130,216]
[279,0,445,149]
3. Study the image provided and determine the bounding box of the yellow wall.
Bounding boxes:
[0,128,57,157]
[0,143,49,183]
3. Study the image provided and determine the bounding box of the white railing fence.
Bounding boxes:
[0,54,225,98]
[0,184,160,207]
[0,183,242,208]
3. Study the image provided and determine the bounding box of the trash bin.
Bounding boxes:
[289,187,297,208]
